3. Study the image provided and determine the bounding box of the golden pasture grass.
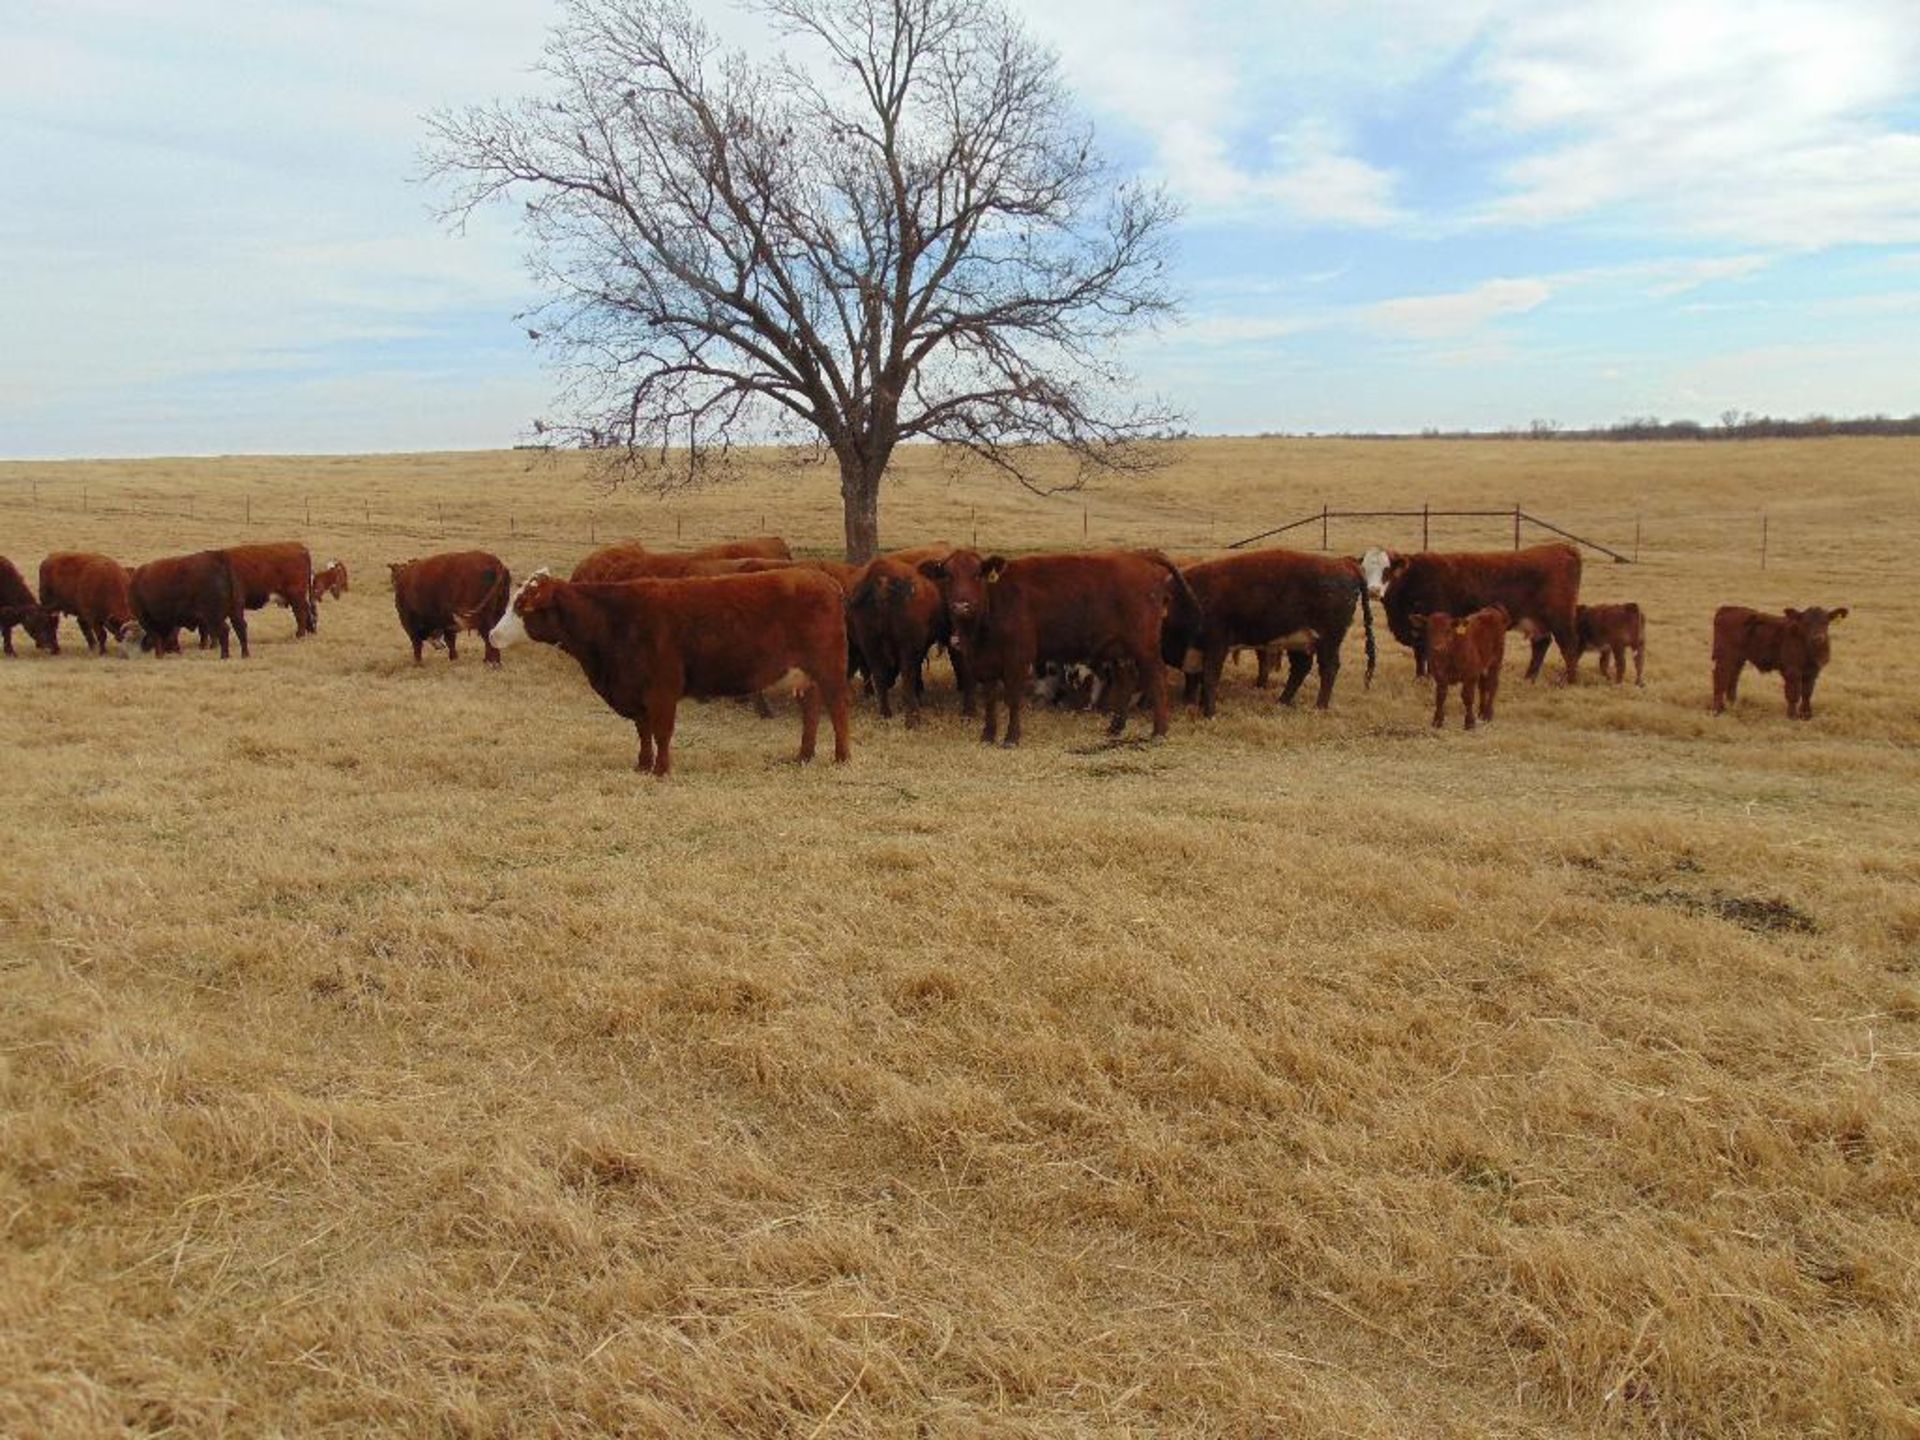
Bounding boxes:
[1,438,1917,1437]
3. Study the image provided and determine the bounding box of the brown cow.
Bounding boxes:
[917,548,1198,746]
[1413,606,1507,730]
[1,556,60,656]
[129,550,249,658]
[1576,602,1645,686]
[571,547,776,583]
[390,551,512,665]
[571,536,791,581]
[489,569,851,777]
[846,557,947,725]
[313,559,349,601]
[1712,605,1847,718]
[223,542,316,637]
[70,557,139,655]
[41,551,116,652]
[1162,548,1375,715]
[1368,543,1581,682]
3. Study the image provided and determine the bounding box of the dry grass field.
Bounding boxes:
[2,438,1917,1437]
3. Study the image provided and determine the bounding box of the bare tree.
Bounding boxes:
[425,0,1179,561]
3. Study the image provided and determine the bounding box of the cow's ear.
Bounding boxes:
[1828,607,1849,622]
[917,559,947,582]
[1783,607,1802,622]
[982,555,1008,583]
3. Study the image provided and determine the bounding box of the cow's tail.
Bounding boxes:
[1359,576,1377,688]
[1140,548,1203,638]
[457,563,513,635]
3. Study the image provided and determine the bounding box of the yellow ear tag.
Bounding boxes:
[987,571,1000,584]
[1454,623,1468,636]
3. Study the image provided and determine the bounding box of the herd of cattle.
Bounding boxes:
[0,535,1848,774]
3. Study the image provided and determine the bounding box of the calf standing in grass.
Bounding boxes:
[1576,603,1646,686]
[1712,605,1847,718]
[313,559,349,600]
[490,569,851,777]
[1415,606,1508,730]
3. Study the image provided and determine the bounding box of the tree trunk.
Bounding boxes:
[840,456,882,564]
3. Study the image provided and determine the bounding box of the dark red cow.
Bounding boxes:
[1414,606,1508,730]
[1163,548,1375,714]
[1367,543,1582,682]
[390,551,512,665]
[224,542,316,637]
[1712,605,1848,719]
[916,548,1198,746]
[1576,602,1645,686]
[1,556,59,656]
[67,556,139,655]
[490,569,851,777]
[846,557,948,725]
[571,548,775,583]
[128,551,249,658]
[313,559,349,601]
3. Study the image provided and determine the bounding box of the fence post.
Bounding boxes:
[438,503,444,536]
[1634,514,1642,563]
[246,495,252,525]
[510,514,516,537]
[1082,504,1088,540]
[305,497,311,526]
[1421,502,1429,551]
[590,517,596,544]
[1513,502,1521,550]
[31,479,36,507]
[971,506,977,548]
[83,486,88,514]
[1760,512,1768,569]
[1321,502,1329,551]
[364,501,370,524]
[676,515,683,540]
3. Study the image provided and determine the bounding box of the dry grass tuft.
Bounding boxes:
[2,438,1918,1436]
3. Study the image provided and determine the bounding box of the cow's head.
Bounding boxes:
[1784,606,1848,665]
[1358,547,1406,600]
[917,549,1005,653]
[488,568,556,650]
[109,619,144,658]
[387,561,408,590]
[21,605,59,653]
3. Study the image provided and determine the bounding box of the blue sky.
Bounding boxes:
[4,0,1918,457]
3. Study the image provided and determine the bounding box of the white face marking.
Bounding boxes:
[488,568,550,649]
[1360,548,1393,599]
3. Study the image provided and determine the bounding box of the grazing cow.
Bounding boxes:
[489,569,851,777]
[1576,602,1646,686]
[1163,548,1375,715]
[66,556,140,655]
[1712,605,1848,719]
[390,551,512,665]
[1,556,60,656]
[1375,543,1581,682]
[313,559,349,601]
[916,548,1198,746]
[571,546,777,583]
[41,551,118,652]
[1414,606,1508,730]
[129,550,248,658]
[223,542,317,637]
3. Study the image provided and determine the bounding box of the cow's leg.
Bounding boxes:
[1633,640,1645,688]
[820,671,852,762]
[647,694,679,777]
[1197,641,1229,718]
[1278,650,1313,707]
[1141,645,1171,738]
[901,655,923,729]
[411,630,425,664]
[1313,639,1341,709]
[1104,663,1138,737]
[797,682,822,762]
[1254,647,1273,688]
[1481,664,1499,723]
[978,674,999,744]
[1523,633,1551,682]
[1003,663,1032,747]
[483,629,502,667]
[1,625,14,657]
[213,620,232,660]
[1799,668,1818,719]
[1413,638,1428,679]
[752,691,774,719]
[873,649,897,719]
[634,720,653,772]
[1432,680,1447,729]
[444,628,459,662]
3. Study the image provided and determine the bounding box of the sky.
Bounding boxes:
[4,0,1919,457]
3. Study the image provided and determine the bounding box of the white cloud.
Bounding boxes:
[1362,278,1552,339]
[1473,0,1920,246]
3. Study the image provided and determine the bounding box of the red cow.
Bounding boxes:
[224,542,316,637]
[128,551,249,658]
[571,548,774,583]
[1576,602,1645,686]
[41,551,118,652]
[390,551,512,665]
[489,569,851,777]
[916,548,1198,746]
[313,559,349,601]
[1712,605,1848,718]
[1163,548,1375,715]
[1414,605,1508,730]
[1,556,60,655]
[1368,543,1582,682]
[69,556,139,655]
[846,557,948,725]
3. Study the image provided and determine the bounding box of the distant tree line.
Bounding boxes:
[1408,412,1920,442]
